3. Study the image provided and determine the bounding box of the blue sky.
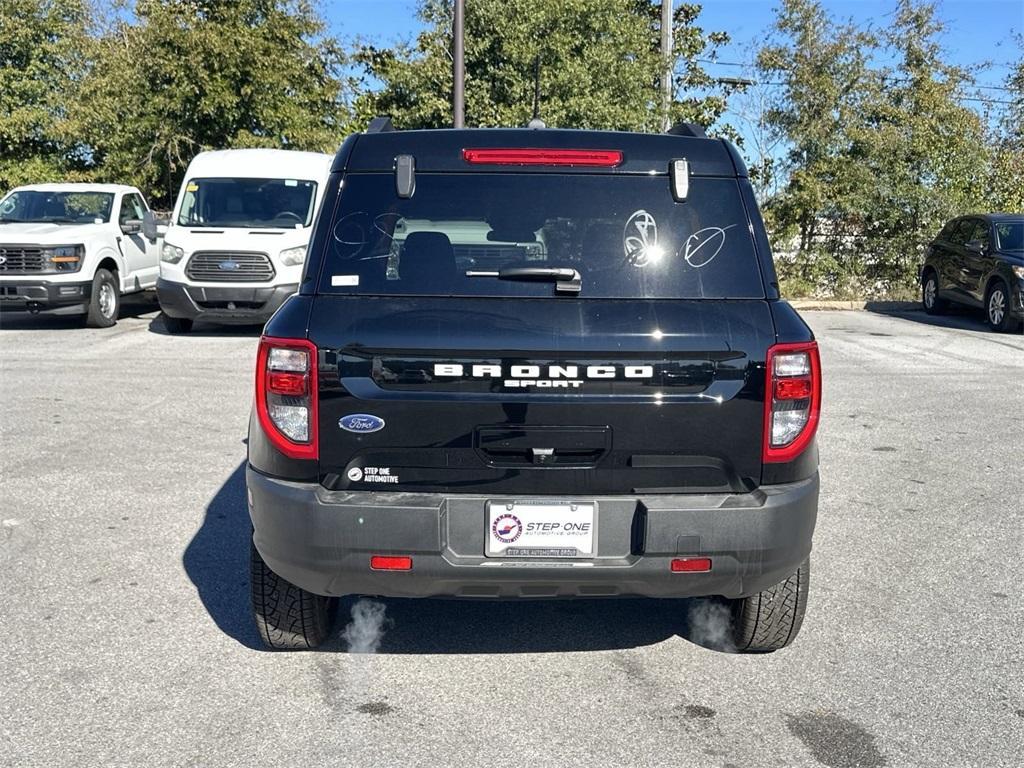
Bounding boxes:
[324,0,1022,92]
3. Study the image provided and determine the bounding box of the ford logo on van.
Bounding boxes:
[338,414,386,433]
[219,259,240,271]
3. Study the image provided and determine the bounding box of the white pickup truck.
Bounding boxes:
[0,183,160,327]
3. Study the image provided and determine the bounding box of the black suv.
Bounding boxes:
[921,214,1024,332]
[247,123,822,653]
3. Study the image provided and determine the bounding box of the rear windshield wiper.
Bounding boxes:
[466,266,581,294]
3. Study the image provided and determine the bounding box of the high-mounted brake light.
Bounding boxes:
[255,336,318,460]
[763,341,821,463]
[462,148,623,167]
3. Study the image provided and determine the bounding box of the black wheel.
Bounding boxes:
[251,539,336,649]
[161,313,193,334]
[985,280,1020,333]
[85,268,120,328]
[921,270,947,315]
[730,557,810,653]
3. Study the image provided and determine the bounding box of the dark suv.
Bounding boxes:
[247,122,822,653]
[921,214,1024,332]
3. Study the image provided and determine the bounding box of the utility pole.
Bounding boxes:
[660,0,673,131]
[453,0,465,128]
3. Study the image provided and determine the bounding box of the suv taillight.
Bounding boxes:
[255,336,318,460]
[763,341,821,463]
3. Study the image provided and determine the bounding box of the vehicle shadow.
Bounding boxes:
[864,301,996,334]
[182,460,263,650]
[147,312,264,337]
[0,292,159,330]
[187,461,726,654]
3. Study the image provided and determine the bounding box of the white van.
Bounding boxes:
[155,149,333,332]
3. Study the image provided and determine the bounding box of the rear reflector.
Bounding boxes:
[370,555,413,571]
[462,148,623,167]
[671,557,712,573]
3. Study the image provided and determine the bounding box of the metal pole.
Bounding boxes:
[453,0,465,128]
[660,0,673,131]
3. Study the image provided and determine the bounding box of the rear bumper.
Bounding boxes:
[156,277,296,324]
[248,468,819,600]
[0,279,91,315]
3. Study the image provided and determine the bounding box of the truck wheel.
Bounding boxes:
[85,269,120,328]
[251,540,336,649]
[162,314,193,334]
[730,557,809,653]
[921,270,947,315]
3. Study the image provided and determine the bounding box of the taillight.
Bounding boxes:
[763,341,821,463]
[461,148,623,166]
[255,336,318,460]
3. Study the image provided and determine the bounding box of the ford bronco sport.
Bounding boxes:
[247,121,821,652]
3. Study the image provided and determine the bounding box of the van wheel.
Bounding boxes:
[985,280,1019,333]
[85,269,120,328]
[921,270,947,315]
[730,557,809,653]
[162,314,193,334]
[251,540,336,649]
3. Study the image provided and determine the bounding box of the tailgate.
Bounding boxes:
[311,296,774,494]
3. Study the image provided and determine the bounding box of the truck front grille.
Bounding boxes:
[185,251,275,283]
[0,246,46,273]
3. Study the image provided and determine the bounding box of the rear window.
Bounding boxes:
[317,173,765,299]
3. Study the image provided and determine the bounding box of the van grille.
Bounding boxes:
[185,251,275,283]
[0,246,46,273]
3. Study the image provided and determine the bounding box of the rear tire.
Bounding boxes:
[85,269,120,328]
[985,280,1020,333]
[921,270,947,315]
[162,314,193,334]
[730,557,810,653]
[251,539,336,649]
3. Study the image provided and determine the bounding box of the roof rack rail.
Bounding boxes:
[666,122,707,139]
[366,116,395,133]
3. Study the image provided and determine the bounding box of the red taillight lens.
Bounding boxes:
[671,557,712,573]
[267,371,307,396]
[255,336,318,460]
[370,555,412,571]
[763,341,821,463]
[461,148,623,167]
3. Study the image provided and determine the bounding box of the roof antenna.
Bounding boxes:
[527,56,545,129]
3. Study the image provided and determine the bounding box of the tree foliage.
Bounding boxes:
[355,0,733,132]
[73,0,352,205]
[0,0,90,191]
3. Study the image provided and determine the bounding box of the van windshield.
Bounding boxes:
[317,173,766,299]
[177,177,318,228]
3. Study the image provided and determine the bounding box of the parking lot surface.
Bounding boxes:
[1,305,1022,767]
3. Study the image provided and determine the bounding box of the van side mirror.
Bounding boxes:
[965,239,986,256]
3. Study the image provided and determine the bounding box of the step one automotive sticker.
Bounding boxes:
[347,467,398,484]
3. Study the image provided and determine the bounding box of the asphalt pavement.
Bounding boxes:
[1,303,1021,767]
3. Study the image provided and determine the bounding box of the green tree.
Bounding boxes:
[355,0,733,132]
[0,0,91,193]
[75,0,352,206]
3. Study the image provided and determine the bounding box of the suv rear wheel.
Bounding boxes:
[985,280,1019,333]
[85,268,120,328]
[251,540,336,649]
[730,557,809,652]
[921,270,947,315]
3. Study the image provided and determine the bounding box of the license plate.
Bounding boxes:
[485,501,596,558]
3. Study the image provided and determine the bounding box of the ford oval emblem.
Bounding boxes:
[338,414,386,433]
[219,260,240,271]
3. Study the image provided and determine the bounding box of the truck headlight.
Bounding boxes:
[279,245,306,266]
[161,243,185,263]
[41,244,85,272]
